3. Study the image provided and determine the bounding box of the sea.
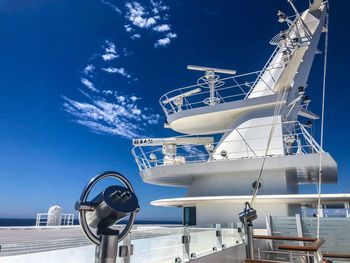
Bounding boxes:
[0,218,181,227]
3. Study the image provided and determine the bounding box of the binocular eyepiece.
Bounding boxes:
[75,185,139,231]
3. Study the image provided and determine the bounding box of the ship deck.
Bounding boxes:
[0,225,180,257]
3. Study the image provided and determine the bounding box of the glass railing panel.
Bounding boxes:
[128,226,186,263]
[221,222,244,248]
[188,224,218,258]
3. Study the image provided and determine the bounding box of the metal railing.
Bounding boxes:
[159,70,275,117]
[159,13,318,119]
[132,121,322,171]
[35,213,75,226]
[256,249,323,263]
[128,222,244,263]
[0,223,245,262]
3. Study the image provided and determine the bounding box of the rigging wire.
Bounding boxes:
[250,1,303,207]
[251,86,288,206]
[316,6,329,239]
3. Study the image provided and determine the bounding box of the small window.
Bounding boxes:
[183,206,196,226]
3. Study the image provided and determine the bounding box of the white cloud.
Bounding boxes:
[124,24,133,32]
[150,0,169,14]
[154,37,170,47]
[153,24,170,32]
[123,1,177,48]
[102,40,119,61]
[130,96,139,102]
[154,32,176,47]
[83,64,95,75]
[182,145,207,161]
[102,90,113,95]
[62,94,160,139]
[122,47,133,56]
[101,0,122,14]
[101,67,131,78]
[125,2,157,29]
[166,32,177,38]
[81,78,99,92]
[102,53,117,61]
[130,33,141,40]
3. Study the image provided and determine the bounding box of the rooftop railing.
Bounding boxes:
[35,213,75,227]
[159,14,317,119]
[159,70,277,118]
[132,121,322,171]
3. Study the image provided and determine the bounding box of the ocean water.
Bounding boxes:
[0,218,181,227]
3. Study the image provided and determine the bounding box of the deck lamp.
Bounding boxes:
[75,171,139,263]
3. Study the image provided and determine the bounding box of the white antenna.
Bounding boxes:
[187,65,236,105]
[162,88,201,104]
[187,65,236,75]
[162,88,201,112]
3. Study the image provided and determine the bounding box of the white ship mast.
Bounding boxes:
[131,0,350,227]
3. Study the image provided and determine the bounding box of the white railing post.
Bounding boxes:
[295,214,304,246]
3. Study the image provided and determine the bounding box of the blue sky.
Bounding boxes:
[0,0,349,220]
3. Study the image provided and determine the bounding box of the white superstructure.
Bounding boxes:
[132,0,350,227]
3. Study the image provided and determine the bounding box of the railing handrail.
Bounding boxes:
[132,121,322,171]
[159,70,274,117]
[253,235,325,252]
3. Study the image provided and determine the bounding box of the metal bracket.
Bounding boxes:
[182,235,191,244]
[118,244,134,257]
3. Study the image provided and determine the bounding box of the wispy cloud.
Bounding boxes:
[130,33,141,40]
[102,40,119,61]
[122,47,133,56]
[101,67,132,78]
[166,32,177,38]
[101,0,122,14]
[123,1,177,47]
[124,24,133,32]
[153,24,170,32]
[63,1,177,140]
[83,64,95,75]
[154,32,177,48]
[62,93,160,139]
[125,2,157,29]
[154,37,170,47]
[150,0,169,14]
[182,145,207,161]
[81,77,99,92]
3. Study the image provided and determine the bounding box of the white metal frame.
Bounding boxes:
[35,213,74,226]
[132,121,322,171]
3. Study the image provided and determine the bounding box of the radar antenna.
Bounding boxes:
[187,65,236,105]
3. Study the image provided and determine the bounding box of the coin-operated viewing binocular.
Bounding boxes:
[239,202,257,260]
[75,171,139,263]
